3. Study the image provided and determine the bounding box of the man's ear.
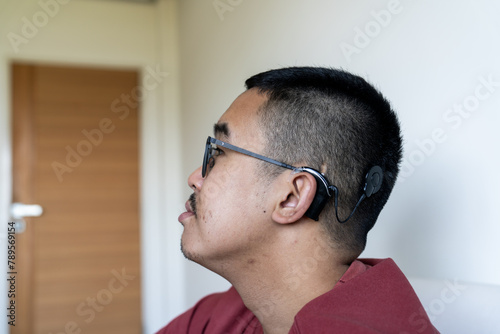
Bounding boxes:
[271,171,317,224]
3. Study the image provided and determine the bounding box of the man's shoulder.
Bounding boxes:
[292,258,439,333]
[156,287,260,334]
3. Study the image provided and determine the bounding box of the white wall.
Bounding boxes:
[0,0,185,332]
[177,0,500,315]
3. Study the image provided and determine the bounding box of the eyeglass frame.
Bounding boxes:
[204,136,292,175]
[203,137,330,186]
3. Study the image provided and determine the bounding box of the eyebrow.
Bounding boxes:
[213,122,230,139]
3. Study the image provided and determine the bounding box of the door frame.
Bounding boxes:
[0,57,186,333]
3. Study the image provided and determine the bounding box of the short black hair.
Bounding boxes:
[245,67,403,258]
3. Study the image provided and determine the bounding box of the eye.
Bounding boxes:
[212,147,224,160]
[208,147,223,168]
[213,147,223,157]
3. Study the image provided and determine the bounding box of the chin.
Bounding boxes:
[180,238,205,265]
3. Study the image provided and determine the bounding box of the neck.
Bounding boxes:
[225,235,350,334]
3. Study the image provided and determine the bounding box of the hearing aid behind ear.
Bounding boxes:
[302,168,332,221]
[303,165,384,222]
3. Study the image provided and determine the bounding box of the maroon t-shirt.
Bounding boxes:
[156,258,439,333]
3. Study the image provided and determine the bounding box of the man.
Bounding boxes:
[157,67,438,333]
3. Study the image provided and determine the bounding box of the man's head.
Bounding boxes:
[180,66,402,269]
[245,67,403,259]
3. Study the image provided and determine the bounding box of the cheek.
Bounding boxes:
[198,160,267,230]
[203,165,231,199]
[202,161,248,205]
[199,185,240,227]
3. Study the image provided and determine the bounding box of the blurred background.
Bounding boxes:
[0,0,499,333]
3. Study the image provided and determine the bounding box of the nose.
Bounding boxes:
[188,166,204,191]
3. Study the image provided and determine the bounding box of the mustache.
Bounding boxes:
[189,193,197,217]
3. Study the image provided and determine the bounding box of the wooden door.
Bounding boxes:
[11,64,142,334]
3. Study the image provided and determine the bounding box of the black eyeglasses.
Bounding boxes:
[203,136,299,178]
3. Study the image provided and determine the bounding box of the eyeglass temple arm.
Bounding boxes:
[214,139,297,171]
